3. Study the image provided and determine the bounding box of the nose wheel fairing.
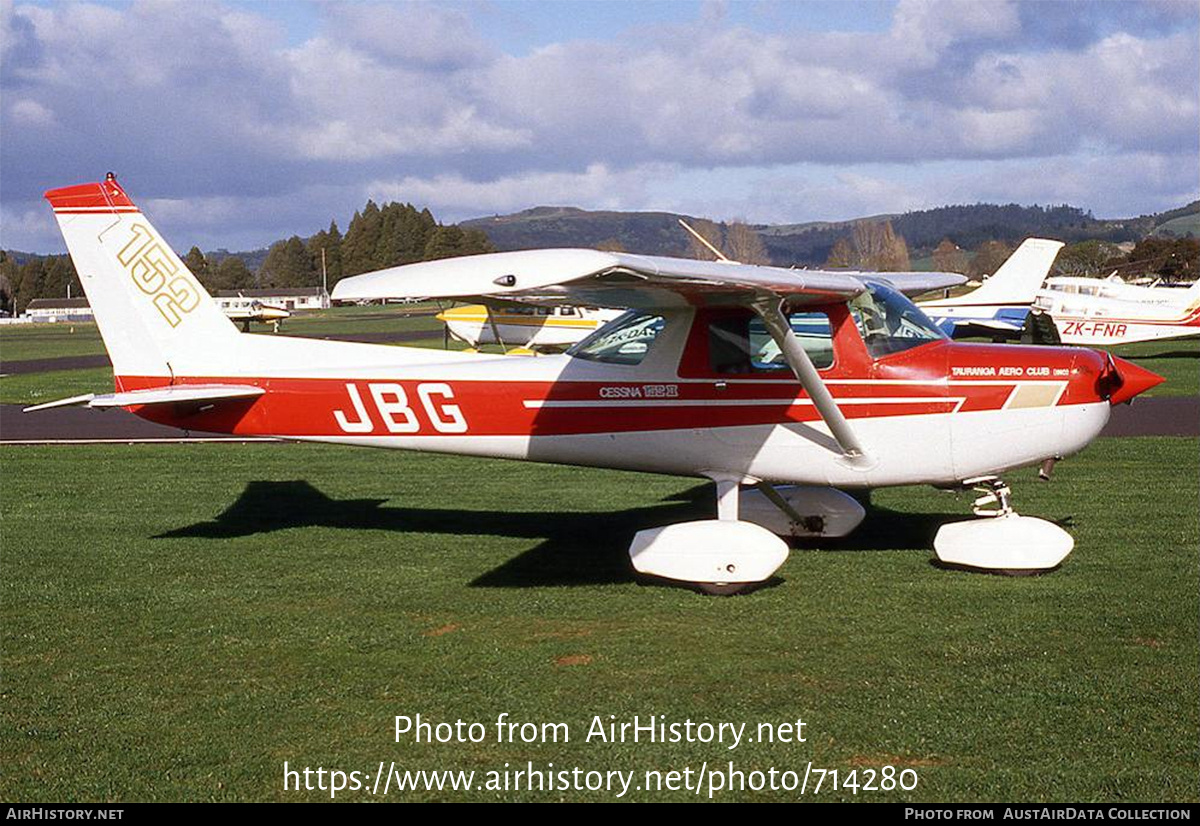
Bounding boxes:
[932,476,1074,574]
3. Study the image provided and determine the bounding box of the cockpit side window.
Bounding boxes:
[569,310,665,365]
[849,283,945,358]
[708,311,834,374]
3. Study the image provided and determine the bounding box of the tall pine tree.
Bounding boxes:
[341,201,383,276]
[307,220,344,289]
[259,236,316,287]
[183,246,210,284]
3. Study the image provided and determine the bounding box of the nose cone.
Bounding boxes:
[1105,356,1164,405]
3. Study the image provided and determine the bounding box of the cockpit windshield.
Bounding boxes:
[850,282,946,358]
[568,310,665,365]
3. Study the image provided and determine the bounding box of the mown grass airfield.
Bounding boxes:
[1,311,1196,802]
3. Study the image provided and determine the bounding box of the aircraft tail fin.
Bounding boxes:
[960,238,1064,306]
[44,175,239,380]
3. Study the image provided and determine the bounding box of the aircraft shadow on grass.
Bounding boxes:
[157,480,976,588]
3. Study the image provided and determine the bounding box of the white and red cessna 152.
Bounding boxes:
[32,176,1163,592]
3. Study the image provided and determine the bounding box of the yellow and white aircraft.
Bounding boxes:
[222,298,290,333]
[437,303,623,353]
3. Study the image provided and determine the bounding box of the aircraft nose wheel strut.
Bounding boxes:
[933,475,1074,575]
[966,476,1013,516]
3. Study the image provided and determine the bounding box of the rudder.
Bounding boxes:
[964,238,1064,306]
[45,174,239,381]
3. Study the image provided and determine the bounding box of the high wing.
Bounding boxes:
[333,248,962,470]
[870,271,970,297]
[331,248,965,308]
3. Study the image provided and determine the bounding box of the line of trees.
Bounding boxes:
[825,221,912,271]
[252,200,493,290]
[0,198,495,313]
[1,251,77,315]
[683,219,770,264]
[1052,237,1199,281]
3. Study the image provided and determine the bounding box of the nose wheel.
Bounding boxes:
[933,476,1073,574]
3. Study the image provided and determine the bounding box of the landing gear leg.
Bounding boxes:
[739,483,867,538]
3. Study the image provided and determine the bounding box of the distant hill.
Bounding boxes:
[1151,200,1200,238]
[461,207,706,259]
[206,248,268,273]
[464,201,1200,267]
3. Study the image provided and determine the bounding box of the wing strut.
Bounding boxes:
[751,297,873,469]
[484,304,509,354]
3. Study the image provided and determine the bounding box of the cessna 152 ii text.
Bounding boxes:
[31,176,1163,593]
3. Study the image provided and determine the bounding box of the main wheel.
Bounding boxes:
[695,581,755,596]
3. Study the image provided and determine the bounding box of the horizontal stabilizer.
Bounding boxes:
[24,384,265,413]
[22,393,98,412]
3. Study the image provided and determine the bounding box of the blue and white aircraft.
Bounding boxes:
[919,238,1064,340]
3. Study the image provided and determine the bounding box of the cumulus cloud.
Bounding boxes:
[0,202,59,252]
[325,2,496,71]
[7,98,55,126]
[0,0,1195,252]
[367,163,675,220]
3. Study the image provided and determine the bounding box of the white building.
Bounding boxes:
[24,298,94,323]
[214,287,330,312]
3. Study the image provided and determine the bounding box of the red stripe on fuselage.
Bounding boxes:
[113,374,1080,438]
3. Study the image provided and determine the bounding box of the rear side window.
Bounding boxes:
[709,311,834,374]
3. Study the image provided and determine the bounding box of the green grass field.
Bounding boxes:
[1109,338,1199,397]
[2,437,1196,802]
[0,322,107,362]
[0,304,446,364]
[0,305,453,407]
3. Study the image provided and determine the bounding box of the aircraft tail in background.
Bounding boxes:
[938,238,1065,308]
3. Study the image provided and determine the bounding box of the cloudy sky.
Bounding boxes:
[2,0,1197,253]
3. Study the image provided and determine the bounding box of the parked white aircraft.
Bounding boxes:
[30,176,1163,592]
[918,238,1064,339]
[1030,276,1200,346]
[438,303,623,352]
[222,298,290,333]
